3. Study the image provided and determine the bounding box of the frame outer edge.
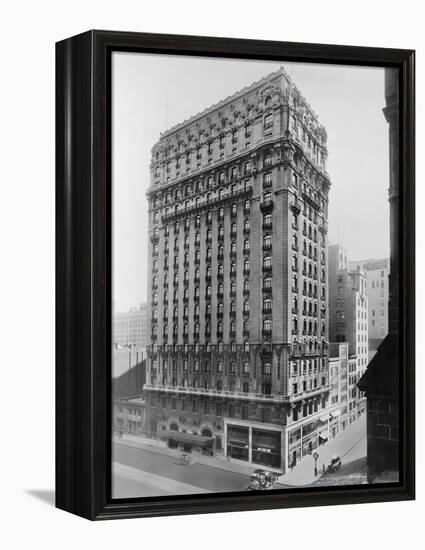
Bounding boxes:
[56,30,415,520]
[56,30,96,520]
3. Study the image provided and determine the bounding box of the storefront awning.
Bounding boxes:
[330,409,341,418]
[319,431,329,440]
[319,415,330,423]
[159,429,214,447]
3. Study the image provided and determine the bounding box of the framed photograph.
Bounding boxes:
[56,30,415,520]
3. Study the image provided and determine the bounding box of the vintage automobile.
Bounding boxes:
[327,455,342,474]
[244,469,280,491]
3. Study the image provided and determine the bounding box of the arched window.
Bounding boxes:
[263,319,272,331]
[264,153,272,167]
[263,298,272,311]
[264,213,272,227]
[263,256,272,268]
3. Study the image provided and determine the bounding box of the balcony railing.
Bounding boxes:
[260,200,274,212]
[162,186,253,222]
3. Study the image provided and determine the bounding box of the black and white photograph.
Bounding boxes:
[111,53,401,499]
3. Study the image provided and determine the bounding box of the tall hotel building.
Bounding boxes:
[144,68,331,472]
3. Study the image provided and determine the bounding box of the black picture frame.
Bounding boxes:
[56,30,415,520]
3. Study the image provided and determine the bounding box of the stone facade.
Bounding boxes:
[143,68,332,472]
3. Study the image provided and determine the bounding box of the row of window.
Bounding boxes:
[150,376,273,395]
[290,357,327,376]
[153,116,274,168]
[151,358,267,375]
[152,283,252,305]
[292,376,327,396]
[152,396,271,419]
[152,318,252,338]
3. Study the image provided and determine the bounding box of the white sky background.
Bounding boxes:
[112,52,389,312]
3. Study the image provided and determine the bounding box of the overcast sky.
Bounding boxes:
[112,52,390,312]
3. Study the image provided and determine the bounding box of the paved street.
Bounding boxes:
[112,462,209,498]
[279,414,367,487]
[112,442,251,498]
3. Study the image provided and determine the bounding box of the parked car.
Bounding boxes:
[327,455,342,473]
[245,469,279,491]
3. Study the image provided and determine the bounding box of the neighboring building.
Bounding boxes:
[113,396,146,435]
[358,69,400,483]
[144,68,332,472]
[349,258,389,349]
[328,343,349,436]
[328,244,368,378]
[113,304,148,349]
[112,349,146,394]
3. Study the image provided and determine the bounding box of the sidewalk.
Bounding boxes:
[278,415,367,487]
[113,434,260,477]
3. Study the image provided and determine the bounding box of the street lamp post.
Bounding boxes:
[313,451,319,477]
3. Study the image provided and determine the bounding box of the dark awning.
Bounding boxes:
[159,429,214,447]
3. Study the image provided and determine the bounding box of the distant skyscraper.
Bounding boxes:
[113,304,148,349]
[349,258,389,349]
